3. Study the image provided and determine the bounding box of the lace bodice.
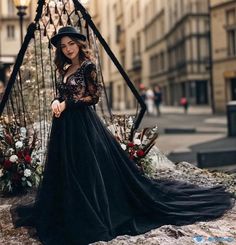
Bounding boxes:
[52,60,102,109]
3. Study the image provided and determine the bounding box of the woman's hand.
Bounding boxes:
[51,100,61,117]
[59,101,66,114]
[54,101,66,118]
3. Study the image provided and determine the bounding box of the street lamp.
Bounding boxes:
[80,0,91,5]
[13,0,31,45]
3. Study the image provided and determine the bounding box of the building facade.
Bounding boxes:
[0,0,36,86]
[142,0,211,106]
[89,0,146,110]
[211,0,236,112]
[89,0,213,109]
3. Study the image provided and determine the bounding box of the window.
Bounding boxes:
[228,30,236,56]
[226,9,236,56]
[160,51,165,70]
[7,25,15,39]
[132,39,136,57]
[121,52,125,68]
[137,33,141,55]
[226,9,236,26]
[116,24,121,43]
[136,0,140,17]
[131,5,134,24]
[8,0,15,15]
[113,3,117,18]
[150,54,161,75]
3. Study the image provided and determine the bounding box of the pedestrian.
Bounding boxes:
[139,84,147,102]
[154,85,162,116]
[180,96,189,114]
[10,26,234,245]
[146,87,155,116]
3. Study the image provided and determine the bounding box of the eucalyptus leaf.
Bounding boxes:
[27,181,32,187]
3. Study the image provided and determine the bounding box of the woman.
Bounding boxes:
[10,26,234,245]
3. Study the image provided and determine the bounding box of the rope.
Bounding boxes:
[39,27,47,149]
[33,30,42,142]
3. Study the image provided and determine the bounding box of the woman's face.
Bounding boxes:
[60,36,80,61]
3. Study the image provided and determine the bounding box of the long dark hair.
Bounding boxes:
[54,36,92,75]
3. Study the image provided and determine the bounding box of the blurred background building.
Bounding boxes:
[89,0,236,113]
[0,0,37,86]
[211,0,236,112]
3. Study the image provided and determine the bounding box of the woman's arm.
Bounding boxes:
[51,78,64,117]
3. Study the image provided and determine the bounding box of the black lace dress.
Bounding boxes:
[10,60,234,245]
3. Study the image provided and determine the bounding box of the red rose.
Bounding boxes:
[3,160,12,169]
[25,155,31,164]
[137,150,145,157]
[127,142,134,147]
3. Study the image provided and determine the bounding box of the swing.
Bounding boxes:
[0,0,146,161]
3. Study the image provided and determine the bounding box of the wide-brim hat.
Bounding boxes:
[50,26,86,47]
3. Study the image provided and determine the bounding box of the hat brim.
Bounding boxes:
[50,32,86,47]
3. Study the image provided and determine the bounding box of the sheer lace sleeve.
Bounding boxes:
[50,84,63,105]
[64,62,102,109]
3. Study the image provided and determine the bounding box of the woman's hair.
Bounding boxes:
[54,36,93,75]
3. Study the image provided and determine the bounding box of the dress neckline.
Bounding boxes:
[62,60,87,84]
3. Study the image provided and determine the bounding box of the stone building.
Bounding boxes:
[89,0,213,109]
[143,0,211,106]
[0,0,36,85]
[89,0,145,110]
[211,0,236,113]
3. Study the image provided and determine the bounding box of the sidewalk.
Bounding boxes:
[112,105,214,116]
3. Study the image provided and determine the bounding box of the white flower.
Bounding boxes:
[120,143,127,151]
[9,155,18,162]
[15,141,23,149]
[24,169,32,177]
[20,127,27,137]
[8,148,15,154]
[133,139,141,145]
[0,168,3,177]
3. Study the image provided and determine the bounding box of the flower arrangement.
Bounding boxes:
[107,115,158,175]
[0,117,43,196]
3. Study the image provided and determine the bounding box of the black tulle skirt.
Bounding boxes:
[10,105,235,245]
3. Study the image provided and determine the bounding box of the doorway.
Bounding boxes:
[231,78,236,100]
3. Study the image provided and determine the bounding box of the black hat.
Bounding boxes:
[50,26,86,47]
